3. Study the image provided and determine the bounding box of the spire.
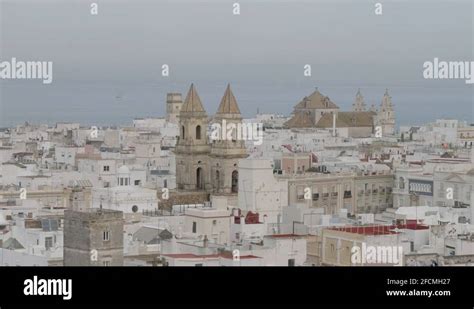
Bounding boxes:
[216,84,241,115]
[380,88,393,111]
[353,88,366,112]
[181,83,205,113]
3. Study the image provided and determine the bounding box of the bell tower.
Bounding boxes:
[210,84,248,194]
[377,89,396,135]
[352,89,366,112]
[175,84,211,191]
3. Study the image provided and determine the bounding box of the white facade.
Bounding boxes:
[238,159,288,223]
[184,208,231,245]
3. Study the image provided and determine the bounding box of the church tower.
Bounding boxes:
[210,84,248,194]
[166,93,183,124]
[377,89,396,135]
[352,89,366,112]
[175,84,212,191]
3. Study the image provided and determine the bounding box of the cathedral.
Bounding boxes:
[284,88,396,137]
[174,84,248,194]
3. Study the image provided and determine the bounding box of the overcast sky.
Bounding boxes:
[0,0,472,126]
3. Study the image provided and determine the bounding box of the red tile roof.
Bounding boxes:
[329,222,428,236]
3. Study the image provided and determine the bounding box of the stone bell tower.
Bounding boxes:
[175,84,212,191]
[210,84,248,194]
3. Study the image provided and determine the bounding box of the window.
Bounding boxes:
[103,166,109,172]
[134,180,140,186]
[132,205,138,213]
[192,222,197,233]
[45,237,53,250]
[181,126,185,139]
[215,171,220,191]
[312,193,319,201]
[164,179,168,188]
[196,125,201,140]
[288,259,295,266]
[103,230,110,241]
[231,170,239,193]
[196,167,203,190]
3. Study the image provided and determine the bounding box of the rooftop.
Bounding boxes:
[265,234,304,238]
[329,222,429,236]
[162,253,261,260]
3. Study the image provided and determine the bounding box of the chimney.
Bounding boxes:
[332,112,336,137]
[203,235,208,248]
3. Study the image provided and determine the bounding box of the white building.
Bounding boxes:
[184,207,231,245]
[238,159,288,223]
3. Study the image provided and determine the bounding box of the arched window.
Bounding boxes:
[215,170,220,191]
[181,126,185,139]
[196,125,201,140]
[196,167,203,190]
[231,170,238,193]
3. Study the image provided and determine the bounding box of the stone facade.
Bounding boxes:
[284,88,396,137]
[166,93,183,124]
[374,89,396,136]
[158,190,210,211]
[175,84,248,194]
[63,209,124,266]
[284,170,393,215]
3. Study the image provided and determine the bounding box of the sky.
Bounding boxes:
[0,0,473,127]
